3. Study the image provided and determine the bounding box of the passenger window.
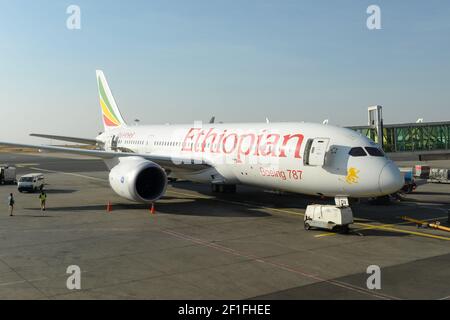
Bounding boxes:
[349,147,367,157]
[365,147,385,157]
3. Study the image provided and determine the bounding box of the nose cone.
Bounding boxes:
[379,162,404,195]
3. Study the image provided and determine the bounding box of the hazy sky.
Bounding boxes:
[1,0,450,143]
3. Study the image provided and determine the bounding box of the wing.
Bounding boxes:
[30,133,99,145]
[0,141,210,171]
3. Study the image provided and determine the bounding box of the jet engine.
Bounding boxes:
[109,157,167,203]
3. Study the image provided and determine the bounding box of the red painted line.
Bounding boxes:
[162,229,400,300]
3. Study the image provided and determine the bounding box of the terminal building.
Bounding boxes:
[347,106,450,159]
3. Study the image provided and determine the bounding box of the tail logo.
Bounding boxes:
[98,77,121,127]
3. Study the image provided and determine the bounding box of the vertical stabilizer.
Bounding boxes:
[96,70,127,131]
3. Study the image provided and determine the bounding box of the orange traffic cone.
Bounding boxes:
[106,201,112,212]
[150,203,155,215]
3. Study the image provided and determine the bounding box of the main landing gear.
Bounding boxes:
[369,195,392,205]
[211,184,237,194]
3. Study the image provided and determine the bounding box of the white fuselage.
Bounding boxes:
[98,122,404,198]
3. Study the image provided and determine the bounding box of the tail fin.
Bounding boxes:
[96,70,127,131]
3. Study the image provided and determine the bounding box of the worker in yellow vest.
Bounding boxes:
[38,191,47,212]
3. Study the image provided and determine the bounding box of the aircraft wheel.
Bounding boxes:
[225,185,236,193]
[341,225,350,234]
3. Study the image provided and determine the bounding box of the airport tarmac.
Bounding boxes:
[0,152,449,300]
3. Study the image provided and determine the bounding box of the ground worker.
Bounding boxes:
[39,191,47,212]
[8,193,14,216]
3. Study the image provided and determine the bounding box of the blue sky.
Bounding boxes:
[1,0,449,142]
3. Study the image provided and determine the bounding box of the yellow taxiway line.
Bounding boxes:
[315,216,450,241]
[354,222,450,241]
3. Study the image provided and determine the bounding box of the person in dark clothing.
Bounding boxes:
[8,193,14,216]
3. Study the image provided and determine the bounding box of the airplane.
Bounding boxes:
[0,70,404,205]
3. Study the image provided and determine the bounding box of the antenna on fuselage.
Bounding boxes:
[323,119,329,125]
[266,118,270,124]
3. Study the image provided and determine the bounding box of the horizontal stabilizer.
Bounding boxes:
[30,134,99,145]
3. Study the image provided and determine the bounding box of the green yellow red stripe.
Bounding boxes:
[98,76,121,126]
[100,99,120,126]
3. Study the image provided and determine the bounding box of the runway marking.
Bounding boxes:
[162,228,399,300]
[315,216,450,239]
[15,163,39,167]
[354,222,450,241]
[0,278,47,287]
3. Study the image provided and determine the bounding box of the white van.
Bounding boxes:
[17,173,45,193]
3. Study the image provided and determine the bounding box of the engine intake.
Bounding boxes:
[109,157,167,203]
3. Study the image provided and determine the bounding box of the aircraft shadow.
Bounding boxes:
[170,181,450,233]
[23,196,271,218]
[411,191,450,196]
[170,180,333,207]
[43,189,78,194]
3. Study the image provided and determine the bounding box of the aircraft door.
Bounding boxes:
[105,135,114,151]
[111,135,119,151]
[306,138,330,166]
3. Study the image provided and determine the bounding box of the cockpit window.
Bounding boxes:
[365,147,385,157]
[349,147,367,157]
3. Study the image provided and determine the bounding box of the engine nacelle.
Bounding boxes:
[109,157,167,203]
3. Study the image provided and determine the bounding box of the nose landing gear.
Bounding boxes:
[211,184,237,194]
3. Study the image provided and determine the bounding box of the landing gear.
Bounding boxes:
[369,195,391,205]
[211,184,236,194]
[340,225,350,234]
